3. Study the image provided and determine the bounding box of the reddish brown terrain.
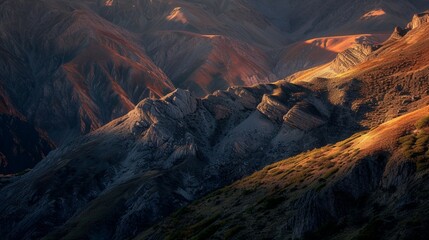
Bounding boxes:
[0,0,174,142]
[0,2,428,240]
[0,9,428,240]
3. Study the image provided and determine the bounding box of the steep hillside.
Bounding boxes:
[93,0,429,94]
[145,31,276,96]
[289,11,429,127]
[0,114,54,175]
[0,0,174,143]
[1,0,427,146]
[0,81,359,240]
[0,2,429,239]
[275,34,389,78]
[247,0,429,38]
[140,106,429,240]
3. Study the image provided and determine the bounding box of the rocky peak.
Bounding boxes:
[407,11,429,29]
[331,43,380,73]
[387,11,429,42]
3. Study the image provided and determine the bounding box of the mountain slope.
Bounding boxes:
[139,106,429,240]
[0,81,349,240]
[0,114,54,175]
[0,0,174,143]
[93,0,429,93]
[1,0,428,145]
[1,9,429,240]
[288,11,429,127]
[145,31,276,96]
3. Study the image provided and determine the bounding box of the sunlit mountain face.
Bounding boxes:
[0,1,428,239]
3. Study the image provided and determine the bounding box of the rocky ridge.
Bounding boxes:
[0,81,358,239]
[140,106,429,240]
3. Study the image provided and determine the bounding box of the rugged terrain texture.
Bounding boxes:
[0,2,428,239]
[93,0,429,86]
[0,0,174,144]
[0,0,427,148]
[1,12,429,239]
[0,81,353,240]
[140,106,429,240]
[289,11,429,127]
[0,114,54,175]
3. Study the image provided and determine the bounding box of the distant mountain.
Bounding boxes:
[94,0,429,83]
[1,0,427,148]
[0,11,428,240]
[0,0,174,144]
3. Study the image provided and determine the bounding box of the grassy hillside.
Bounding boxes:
[139,106,429,240]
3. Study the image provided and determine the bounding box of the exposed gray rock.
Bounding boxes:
[257,94,290,122]
[283,101,329,131]
[0,81,358,240]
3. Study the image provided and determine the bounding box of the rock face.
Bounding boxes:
[0,114,54,175]
[140,106,429,240]
[386,11,429,44]
[257,94,290,122]
[145,32,276,97]
[407,11,429,29]
[0,0,174,144]
[283,101,329,131]
[1,0,428,147]
[0,81,360,240]
[1,2,429,239]
[331,43,380,73]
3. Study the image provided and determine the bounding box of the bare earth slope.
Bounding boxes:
[140,106,429,240]
[0,114,54,175]
[0,0,174,144]
[1,12,429,239]
[0,81,349,240]
[289,11,429,127]
[0,3,429,239]
[93,0,429,92]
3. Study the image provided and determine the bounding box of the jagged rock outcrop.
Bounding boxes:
[387,26,409,42]
[386,11,429,43]
[0,82,358,240]
[407,11,429,29]
[1,0,428,146]
[0,0,175,144]
[283,101,329,131]
[140,106,429,240]
[257,94,290,122]
[331,43,380,73]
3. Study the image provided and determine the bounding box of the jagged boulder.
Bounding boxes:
[283,101,328,131]
[257,94,290,122]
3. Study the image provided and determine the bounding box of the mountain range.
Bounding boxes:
[0,1,428,239]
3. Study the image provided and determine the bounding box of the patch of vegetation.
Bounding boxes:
[415,116,429,129]
[352,218,385,240]
[258,195,287,210]
[315,183,326,191]
[303,222,341,240]
[188,214,220,234]
[321,167,339,180]
[191,221,225,240]
[224,225,245,239]
[399,122,429,171]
